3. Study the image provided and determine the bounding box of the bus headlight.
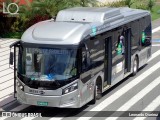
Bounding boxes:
[17,81,24,91]
[62,82,78,95]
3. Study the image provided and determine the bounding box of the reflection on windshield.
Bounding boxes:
[19,48,77,81]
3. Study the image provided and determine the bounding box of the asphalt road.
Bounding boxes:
[0,21,160,120]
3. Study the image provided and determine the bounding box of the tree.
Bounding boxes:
[124,0,134,8]
[0,0,18,37]
[80,0,98,7]
[147,0,155,11]
[0,0,98,37]
[18,0,98,28]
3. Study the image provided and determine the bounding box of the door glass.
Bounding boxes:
[82,46,87,71]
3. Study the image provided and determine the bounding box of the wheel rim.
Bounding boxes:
[133,59,137,73]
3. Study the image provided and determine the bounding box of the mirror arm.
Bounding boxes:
[9,40,20,98]
[10,41,21,48]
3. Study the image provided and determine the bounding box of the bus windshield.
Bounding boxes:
[18,47,77,81]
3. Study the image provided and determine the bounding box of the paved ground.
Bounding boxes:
[0,39,18,108]
[0,19,160,120]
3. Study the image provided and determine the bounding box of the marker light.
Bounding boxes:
[17,81,24,91]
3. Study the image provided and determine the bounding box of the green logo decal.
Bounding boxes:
[142,32,146,44]
[117,43,122,55]
[91,26,97,36]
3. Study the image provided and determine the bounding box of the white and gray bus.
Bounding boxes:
[10,7,152,108]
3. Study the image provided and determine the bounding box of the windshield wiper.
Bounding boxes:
[53,80,60,86]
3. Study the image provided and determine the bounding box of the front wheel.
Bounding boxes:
[132,57,138,76]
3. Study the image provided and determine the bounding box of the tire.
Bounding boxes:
[89,79,102,104]
[132,57,138,76]
[96,83,102,100]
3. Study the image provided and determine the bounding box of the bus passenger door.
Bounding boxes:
[104,37,112,85]
[124,29,131,73]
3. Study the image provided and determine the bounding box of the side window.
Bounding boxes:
[144,16,152,46]
[131,21,139,47]
[81,44,90,71]
[140,17,147,46]
[140,16,151,47]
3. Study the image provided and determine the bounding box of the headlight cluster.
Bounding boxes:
[17,81,24,91]
[62,82,78,95]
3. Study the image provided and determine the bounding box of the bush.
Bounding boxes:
[157,10,160,14]
[26,15,50,29]
[136,3,148,10]
[134,0,155,11]
[99,1,126,7]
[99,0,135,7]
[123,0,134,8]
[0,16,16,37]
[147,0,155,11]
[2,32,23,39]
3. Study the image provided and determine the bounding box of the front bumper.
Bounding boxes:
[17,87,80,108]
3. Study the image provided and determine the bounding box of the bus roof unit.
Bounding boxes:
[56,7,123,24]
[21,7,150,45]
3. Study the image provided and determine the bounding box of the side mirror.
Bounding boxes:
[9,52,14,65]
[145,37,151,46]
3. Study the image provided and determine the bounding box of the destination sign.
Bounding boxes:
[27,48,70,55]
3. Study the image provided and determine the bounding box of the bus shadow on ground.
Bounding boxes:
[102,64,148,98]
[0,95,16,111]
[20,104,89,117]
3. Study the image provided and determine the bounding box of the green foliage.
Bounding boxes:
[123,0,134,8]
[0,0,98,38]
[0,0,159,38]
[98,0,135,7]
[19,0,97,19]
[151,5,160,20]
[157,10,160,14]
[136,3,148,10]
[2,32,23,39]
[11,16,28,32]
[18,0,98,29]
[0,16,16,37]
[0,1,3,15]
[80,0,98,7]
[147,0,155,11]
[134,0,155,10]
[99,1,126,7]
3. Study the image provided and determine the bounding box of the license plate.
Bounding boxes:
[37,101,48,106]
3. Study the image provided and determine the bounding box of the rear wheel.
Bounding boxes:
[132,57,138,76]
